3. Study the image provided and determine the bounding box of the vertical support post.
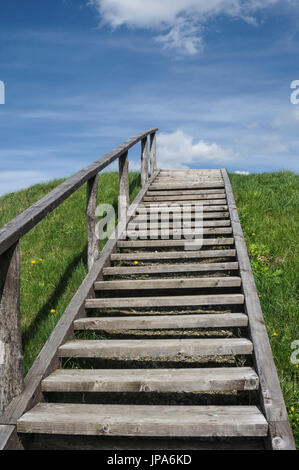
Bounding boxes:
[118,151,129,221]
[141,136,148,187]
[150,132,157,175]
[0,242,24,415]
[86,174,99,271]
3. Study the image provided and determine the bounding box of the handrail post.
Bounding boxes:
[141,136,148,187]
[86,175,99,271]
[0,241,24,415]
[150,132,157,175]
[119,150,129,220]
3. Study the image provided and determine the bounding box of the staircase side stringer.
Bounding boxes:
[221,168,295,450]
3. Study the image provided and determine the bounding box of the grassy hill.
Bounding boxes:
[0,170,298,444]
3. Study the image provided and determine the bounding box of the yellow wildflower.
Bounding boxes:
[50,309,56,314]
[31,260,36,264]
[290,406,294,413]
[134,260,139,265]
[273,332,278,337]
[251,233,256,236]
[39,258,43,262]
[258,294,262,298]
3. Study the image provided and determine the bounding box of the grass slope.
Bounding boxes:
[0,170,298,445]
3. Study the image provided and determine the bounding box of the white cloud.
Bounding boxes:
[90,0,281,54]
[234,170,250,175]
[157,130,237,169]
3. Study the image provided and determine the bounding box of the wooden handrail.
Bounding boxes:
[0,128,158,416]
[0,128,157,257]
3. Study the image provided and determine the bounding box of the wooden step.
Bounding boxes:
[85,294,244,309]
[139,200,226,207]
[94,277,241,291]
[136,205,228,212]
[74,313,248,331]
[125,227,233,237]
[132,211,230,222]
[17,403,267,437]
[128,220,231,229]
[143,194,226,202]
[149,183,224,190]
[103,261,239,276]
[58,338,252,359]
[41,367,259,393]
[117,238,234,249]
[111,250,236,262]
[147,189,226,196]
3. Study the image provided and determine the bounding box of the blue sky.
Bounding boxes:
[0,0,299,195]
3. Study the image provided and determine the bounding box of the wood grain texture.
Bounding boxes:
[0,424,23,450]
[103,261,239,276]
[128,220,231,229]
[94,276,241,291]
[132,211,230,222]
[58,338,252,359]
[86,175,99,271]
[141,137,148,187]
[74,313,248,331]
[117,238,234,248]
[0,242,24,415]
[85,293,244,309]
[17,403,267,437]
[111,249,236,261]
[41,367,258,393]
[118,150,129,218]
[147,189,226,196]
[150,132,157,174]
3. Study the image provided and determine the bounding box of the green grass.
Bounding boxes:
[0,170,298,445]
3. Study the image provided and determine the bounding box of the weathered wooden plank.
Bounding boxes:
[139,199,226,207]
[58,338,252,359]
[125,227,233,238]
[149,183,224,190]
[111,249,236,262]
[143,194,226,201]
[128,220,231,230]
[0,242,24,415]
[85,294,244,309]
[117,238,234,248]
[86,175,99,271]
[0,424,23,450]
[128,221,231,230]
[118,150,129,219]
[1,170,160,427]
[147,189,226,196]
[103,261,239,276]
[221,168,295,449]
[17,403,267,437]
[141,137,148,187]
[150,132,157,174]
[132,211,230,222]
[94,276,241,291]
[41,367,258,393]
[74,313,248,331]
[136,205,228,213]
[0,129,158,257]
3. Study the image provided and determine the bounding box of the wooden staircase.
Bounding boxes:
[0,132,295,450]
